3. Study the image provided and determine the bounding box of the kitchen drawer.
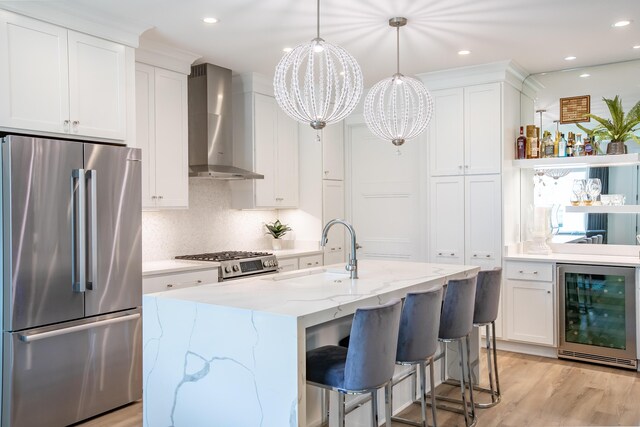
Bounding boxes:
[505,260,553,282]
[143,269,218,294]
[277,257,299,273]
[299,254,323,269]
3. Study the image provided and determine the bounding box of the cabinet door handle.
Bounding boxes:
[458,165,463,169]
[151,196,157,200]
[324,171,329,175]
[473,254,478,257]
[166,279,202,289]
[158,195,164,200]
[464,165,469,169]
[438,252,443,256]
[275,197,283,201]
[486,254,491,258]
[72,120,79,132]
[63,120,70,132]
[450,253,455,256]
[518,270,538,274]
[547,291,551,294]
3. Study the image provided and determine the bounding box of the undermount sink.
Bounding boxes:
[266,268,351,283]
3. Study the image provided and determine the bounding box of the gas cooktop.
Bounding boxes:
[175,251,272,262]
[175,251,278,281]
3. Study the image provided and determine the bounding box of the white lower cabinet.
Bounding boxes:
[504,260,555,346]
[429,174,501,268]
[143,268,218,294]
[299,254,323,269]
[277,257,299,273]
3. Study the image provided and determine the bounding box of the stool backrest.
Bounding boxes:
[473,268,502,325]
[344,298,402,391]
[396,286,444,363]
[439,276,477,340]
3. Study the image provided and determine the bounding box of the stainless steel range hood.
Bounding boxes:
[188,63,263,179]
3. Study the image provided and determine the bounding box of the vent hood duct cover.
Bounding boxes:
[188,63,263,179]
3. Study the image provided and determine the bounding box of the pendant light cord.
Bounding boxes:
[317,0,320,39]
[396,26,400,74]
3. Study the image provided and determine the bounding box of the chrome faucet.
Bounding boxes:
[321,219,358,279]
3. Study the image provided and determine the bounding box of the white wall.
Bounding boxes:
[141,179,279,262]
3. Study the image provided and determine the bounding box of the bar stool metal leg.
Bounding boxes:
[465,335,477,421]
[384,384,393,427]
[428,359,438,427]
[418,361,427,427]
[337,393,345,427]
[458,340,470,427]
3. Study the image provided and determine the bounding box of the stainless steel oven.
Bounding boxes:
[558,264,637,369]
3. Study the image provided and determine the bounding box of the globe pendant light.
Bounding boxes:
[273,0,363,130]
[364,17,434,146]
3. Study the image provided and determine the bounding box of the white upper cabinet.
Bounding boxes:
[429,83,501,176]
[0,11,69,134]
[322,123,344,180]
[429,89,464,176]
[464,83,501,175]
[68,31,126,140]
[0,10,127,140]
[232,91,299,209]
[135,63,188,209]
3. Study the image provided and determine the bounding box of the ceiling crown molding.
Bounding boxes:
[136,38,201,75]
[417,60,533,91]
[0,2,150,47]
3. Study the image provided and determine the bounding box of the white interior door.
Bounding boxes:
[347,124,424,261]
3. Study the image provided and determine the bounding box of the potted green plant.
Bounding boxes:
[577,95,640,155]
[265,219,292,250]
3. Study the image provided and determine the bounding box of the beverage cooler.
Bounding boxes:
[557,264,637,369]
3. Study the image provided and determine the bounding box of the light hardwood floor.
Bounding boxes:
[76,350,640,427]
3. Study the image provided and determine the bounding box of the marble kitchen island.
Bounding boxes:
[143,260,480,427]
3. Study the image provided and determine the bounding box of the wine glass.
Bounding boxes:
[586,178,602,205]
[572,179,586,205]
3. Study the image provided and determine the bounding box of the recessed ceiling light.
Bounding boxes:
[565,56,577,61]
[613,20,631,27]
[580,73,590,78]
[634,45,640,49]
[458,50,471,55]
[203,17,218,24]
[282,47,293,53]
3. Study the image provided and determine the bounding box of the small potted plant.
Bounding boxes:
[265,219,292,250]
[577,95,640,155]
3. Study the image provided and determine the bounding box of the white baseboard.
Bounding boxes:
[483,337,558,359]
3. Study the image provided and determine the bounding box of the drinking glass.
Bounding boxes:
[572,179,586,205]
[586,178,602,205]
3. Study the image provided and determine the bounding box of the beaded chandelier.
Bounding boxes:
[273,0,363,130]
[364,17,434,146]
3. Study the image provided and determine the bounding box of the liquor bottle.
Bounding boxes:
[542,131,554,158]
[553,132,559,156]
[557,132,567,157]
[567,132,575,157]
[563,133,572,157]
[584,135,594,156]
[574,134,585,156]
[516,126,526,159]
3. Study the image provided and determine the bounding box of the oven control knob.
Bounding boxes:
[263,260,269,267]
[224,266,231,273]
[233,265,239,272]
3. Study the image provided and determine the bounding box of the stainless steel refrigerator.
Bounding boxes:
[1,135,142,426]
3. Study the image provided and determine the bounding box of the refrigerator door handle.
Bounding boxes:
[18,313,141,343]
[87,169,98,291]
[71,169,87,293]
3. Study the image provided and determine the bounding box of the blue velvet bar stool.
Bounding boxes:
[440,268,503,409]
[432,276,478,427]
[388,286,444,427]
[306,299,403,427]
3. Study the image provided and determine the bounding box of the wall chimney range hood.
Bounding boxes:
[188,63,263,179]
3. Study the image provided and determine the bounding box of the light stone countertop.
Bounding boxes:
[504,252,640,266]
[148,260,479,326]
[271,248,323,259]
[142,259,219,277]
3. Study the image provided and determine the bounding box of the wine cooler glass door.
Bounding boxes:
[558,264,636,368]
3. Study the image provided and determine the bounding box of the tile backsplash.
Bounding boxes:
[142,179,277,262]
